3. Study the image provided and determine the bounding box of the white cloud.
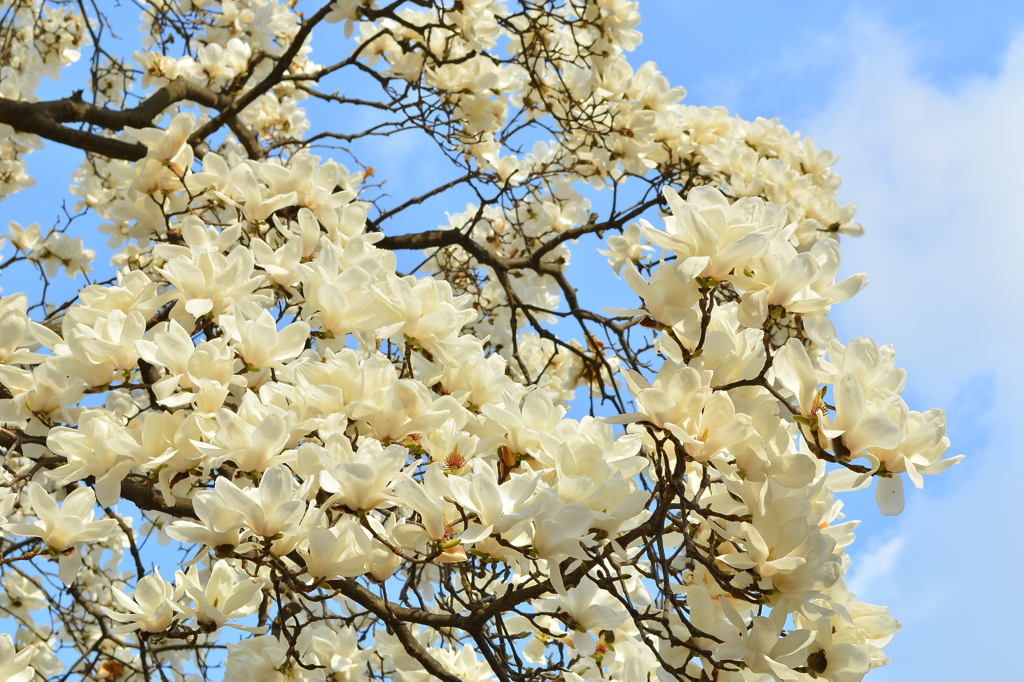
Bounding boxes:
[808,16,1024,403]
[847,535,904,599]
[800,15,1024,682]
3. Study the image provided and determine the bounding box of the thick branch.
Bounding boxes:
[118,479,198,520]
[0,78,236,161]
[0,97,146,160]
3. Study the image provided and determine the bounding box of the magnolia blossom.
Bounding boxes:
[0,634,34,682]
[599,222,653,275]
[219,306,310,371]
[319,443,407,511]
[211,464,308,541]
[4,483,117,585]
[534,578,627,655]
[176,562,264,631]
[223,636,291,682]
[105,569,180,634]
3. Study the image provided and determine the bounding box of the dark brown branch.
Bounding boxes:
[117,478,199,519]
[0,78,235,161]
[0,97,146,160]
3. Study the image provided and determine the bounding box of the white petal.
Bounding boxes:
[875,475,905,517]
[737,289,768,328]
[59,550,83,586]
[844,413,902,454]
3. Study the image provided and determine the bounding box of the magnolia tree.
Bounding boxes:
[0,1,962,681]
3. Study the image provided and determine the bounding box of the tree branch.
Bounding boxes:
[0,96,146,160]
[186,1,336,149]
[0,78,236,161]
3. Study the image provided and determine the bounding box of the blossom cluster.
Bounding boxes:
[0,0,88,198]
[0,1,961,681]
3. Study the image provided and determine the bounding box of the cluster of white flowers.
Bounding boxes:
[0,0,88,197]
[0,1,961,681]
[1,221,96,279]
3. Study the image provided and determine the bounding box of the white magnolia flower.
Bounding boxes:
[534,578,627,655]
[0,633,34,682]
[599,222,653,275]
[481,388,567,455]
[165,489,248,551]
[319,443,407,511]
[4,483,118,585]
[528,499,594,562]
[176,561,264,631]
[665,391,752,462]
[825,373,901,456]
[158,245,267,320]
[224,635,292,682]
[613,361,710,429]
[643,186,774,281]
[221,307,311,371]
[714,615,815,681]
[212,464,308,541]
[306,623,371,679]
[47,409,139,507]
[105,568,179,634]
[297,520,374,581]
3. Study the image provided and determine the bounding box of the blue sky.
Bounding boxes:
[4,1,1023,679]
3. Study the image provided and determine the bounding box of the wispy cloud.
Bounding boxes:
[799,15,1024,682]
[808,17,1024,401]
[847,536,904,599]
